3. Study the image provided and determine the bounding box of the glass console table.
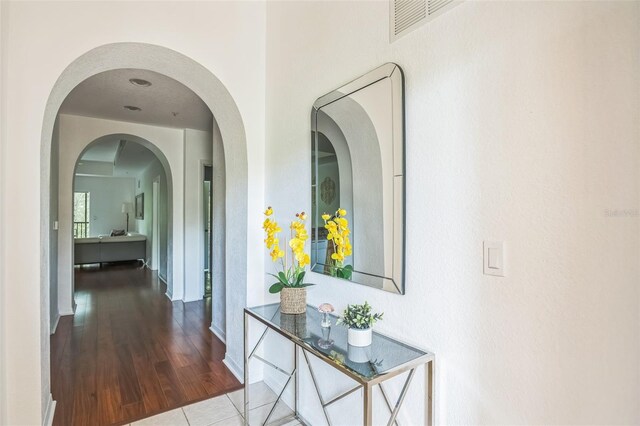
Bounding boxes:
[244,304,434,426]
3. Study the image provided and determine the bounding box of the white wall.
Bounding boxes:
[136,158,169,281]
[73,176,135,236]
[210,120,227,341]
[1,2,266,423]
[183,128,213,302]
[49,117,60,334]
[0,0,6,422]
[266,1,639,424]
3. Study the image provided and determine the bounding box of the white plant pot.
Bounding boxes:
[348,327,372,347]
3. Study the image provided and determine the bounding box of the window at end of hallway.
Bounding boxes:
[73,191,90,238]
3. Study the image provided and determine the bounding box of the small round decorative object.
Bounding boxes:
[318,303,335,328]
[317,338,334,350]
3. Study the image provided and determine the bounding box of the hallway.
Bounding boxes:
[50,263,241,426]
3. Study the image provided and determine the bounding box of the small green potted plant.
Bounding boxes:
[337,302,383,347]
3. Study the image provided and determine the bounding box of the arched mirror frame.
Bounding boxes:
[311,63,405,294]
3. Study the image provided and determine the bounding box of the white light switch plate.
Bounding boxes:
[484,241,505,277]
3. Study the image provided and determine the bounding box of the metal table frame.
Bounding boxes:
[244,306,435,426]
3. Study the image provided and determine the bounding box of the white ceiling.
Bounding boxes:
[78,139,120,162]
[60,69,213,131]
[114,141,158,177]
[78,137,158,177]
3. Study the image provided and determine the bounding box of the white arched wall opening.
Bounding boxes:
[41,44,250,406]
[66,132,174,298]
[58,122,181,311]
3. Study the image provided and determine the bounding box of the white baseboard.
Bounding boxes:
[58,309,74,317]
[223,356,244,383]
[209,324,226,343]
[160,275,174,300]
[50,314,60,335]
[43,394,56,426]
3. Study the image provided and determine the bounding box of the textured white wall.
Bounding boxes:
[73,176,136,237]
[0,1,6,422]
[49,118,60,335]
[136,158,169,281]
[266,1,639,424]
[210,119,227,342]
[0,2,265,422]
[183,128,213,302]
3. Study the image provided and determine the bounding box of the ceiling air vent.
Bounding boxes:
[390,0,462,42]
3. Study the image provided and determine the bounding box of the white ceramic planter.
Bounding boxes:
[348,327,372,347]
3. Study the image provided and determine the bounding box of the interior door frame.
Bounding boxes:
[201,162,213,297]
[151,177,160,271]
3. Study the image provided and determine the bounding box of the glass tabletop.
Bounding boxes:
[246,304,431,382]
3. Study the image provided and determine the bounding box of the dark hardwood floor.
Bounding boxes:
[51,262,242,426]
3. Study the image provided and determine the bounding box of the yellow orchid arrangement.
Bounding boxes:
[263,207,313,294]
[321,208,353,279]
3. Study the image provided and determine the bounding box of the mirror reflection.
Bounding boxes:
[311,63,405,294]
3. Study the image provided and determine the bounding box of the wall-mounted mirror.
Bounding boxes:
[311,63,405,294]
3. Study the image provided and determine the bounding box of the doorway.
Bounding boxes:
[53,101,237,426]
[39,43,250,426]
[203,165,213,297]
[151,178,160,270]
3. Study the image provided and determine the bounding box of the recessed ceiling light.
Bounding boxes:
[129,78,152,87]
[124,105,142,111]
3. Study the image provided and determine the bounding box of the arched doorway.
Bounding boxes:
[70,134,173,294]
[41,43,250,419]
[60,131,177,314]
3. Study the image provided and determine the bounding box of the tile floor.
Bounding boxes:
[130,382,301,426]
